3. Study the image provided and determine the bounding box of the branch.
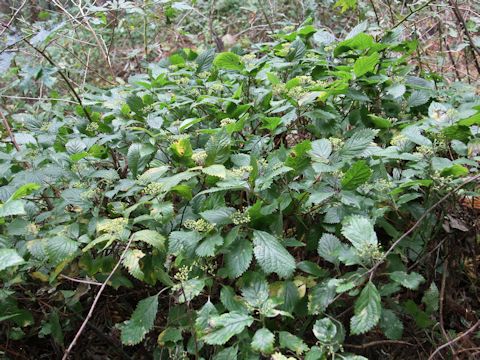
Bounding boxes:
[62,236,134,360]
[0,0,27,37]
[391,0,435,30]
[369,172,480,281]
[0,109,20,152]
[428,320,480,360]
[0,23,93,123]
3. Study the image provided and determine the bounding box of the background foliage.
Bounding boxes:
[1,1,480,359]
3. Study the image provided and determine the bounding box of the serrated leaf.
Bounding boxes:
[200,207,235,225]
[308,281,336,314]
[341,160,372,190]
[350,282,381,335]
[10,183,41,200]
[46,236,78,264]
[389,271,425,290]
[225,239,253,278]
[132,230,165,250]
[196,300,218,334]
[127,143,142,178]
[196,48,215,72]
[213,346,238,360]
[354,52,379,77]
[402,126,432,146]
[313,318,337,343]
[408,90,431,107]
[196,234,223,257]
[252,328,275,354]
[286,39,306,62]
[202,311,254,345]
[178,278,205,303]
[317,234,344,265]
[0,200,26,217]
[0,249,25,271]
[119,295,158,346]
[202,164,227,179]
[213,52,244,71]
[279,331,309,355]
[253,230,296,278]
[168,231,203,255]
[340,129,378,157]
[122,249,145,280]
[241,276,269,308]
[341,216,377,250]
[422,282,439,314]
[379,309,403,340]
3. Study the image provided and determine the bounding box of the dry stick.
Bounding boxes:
[0,95,77,104]
[59,274,102,287]
[62,236,134,360]
[0,0,28,37]
[368,172,480,281]
[449,0,480,60]
[439,261,457,358]
[428,320,480,360]
[391,0,435,30]
[0,109,21,152]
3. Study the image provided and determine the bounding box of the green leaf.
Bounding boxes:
[224,239,253,278]
[408,90,431,107]
[0,249,25,271]
[354,52,379,77]
[422,283,439,314]
[251,328,275,354]
[313,318,337,343]
[213,52,244,71]
[132,230,165,250]
[213,346,238,360]
[317,234,344,265]
[286,39,306,62]
[279,331,309,355]
[119,294,159,345]
[440,164,469,178]
[196,234,223,257]
[202,312,254,345]
[200,207,235,225]
[341,216,377,250]
[202,164,227,179]
[196,48,215,72]
[308,281,336,314]
[122,249,145,280]
[10,183,41,200]
[389,271,425,290]
[350,282,381,335]
[127,143,142,178]
[340,129,378,157]
[178,278,205,303]
[253,230,296,278]
[0,200,26,217]
[379,309,403,340]
[335,33,375,57]
[341,160,372,190]
[46,236,78,264]
[334,0,357,13]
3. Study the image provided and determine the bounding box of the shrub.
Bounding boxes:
[1,23,479,359]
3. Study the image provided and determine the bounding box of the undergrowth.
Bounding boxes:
[1,14,480,360]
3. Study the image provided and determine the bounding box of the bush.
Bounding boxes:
[1,23,479,359]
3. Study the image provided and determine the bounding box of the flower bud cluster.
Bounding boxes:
[143,182,163,196]
[97,217,128,235]
[220,118,235,127]
[192,150,207,166]
[184,218,215,232]
[231,209,251,225]
[86,122,99,132]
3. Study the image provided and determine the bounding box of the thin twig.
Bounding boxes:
[62,236,134,360]
[344,340,415,349]
[369,173,480,281]
[391,0,435,30]
[428,320,480,360]
[0,0,27,37]
[60,274,102,287]
[0,109,20,152]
